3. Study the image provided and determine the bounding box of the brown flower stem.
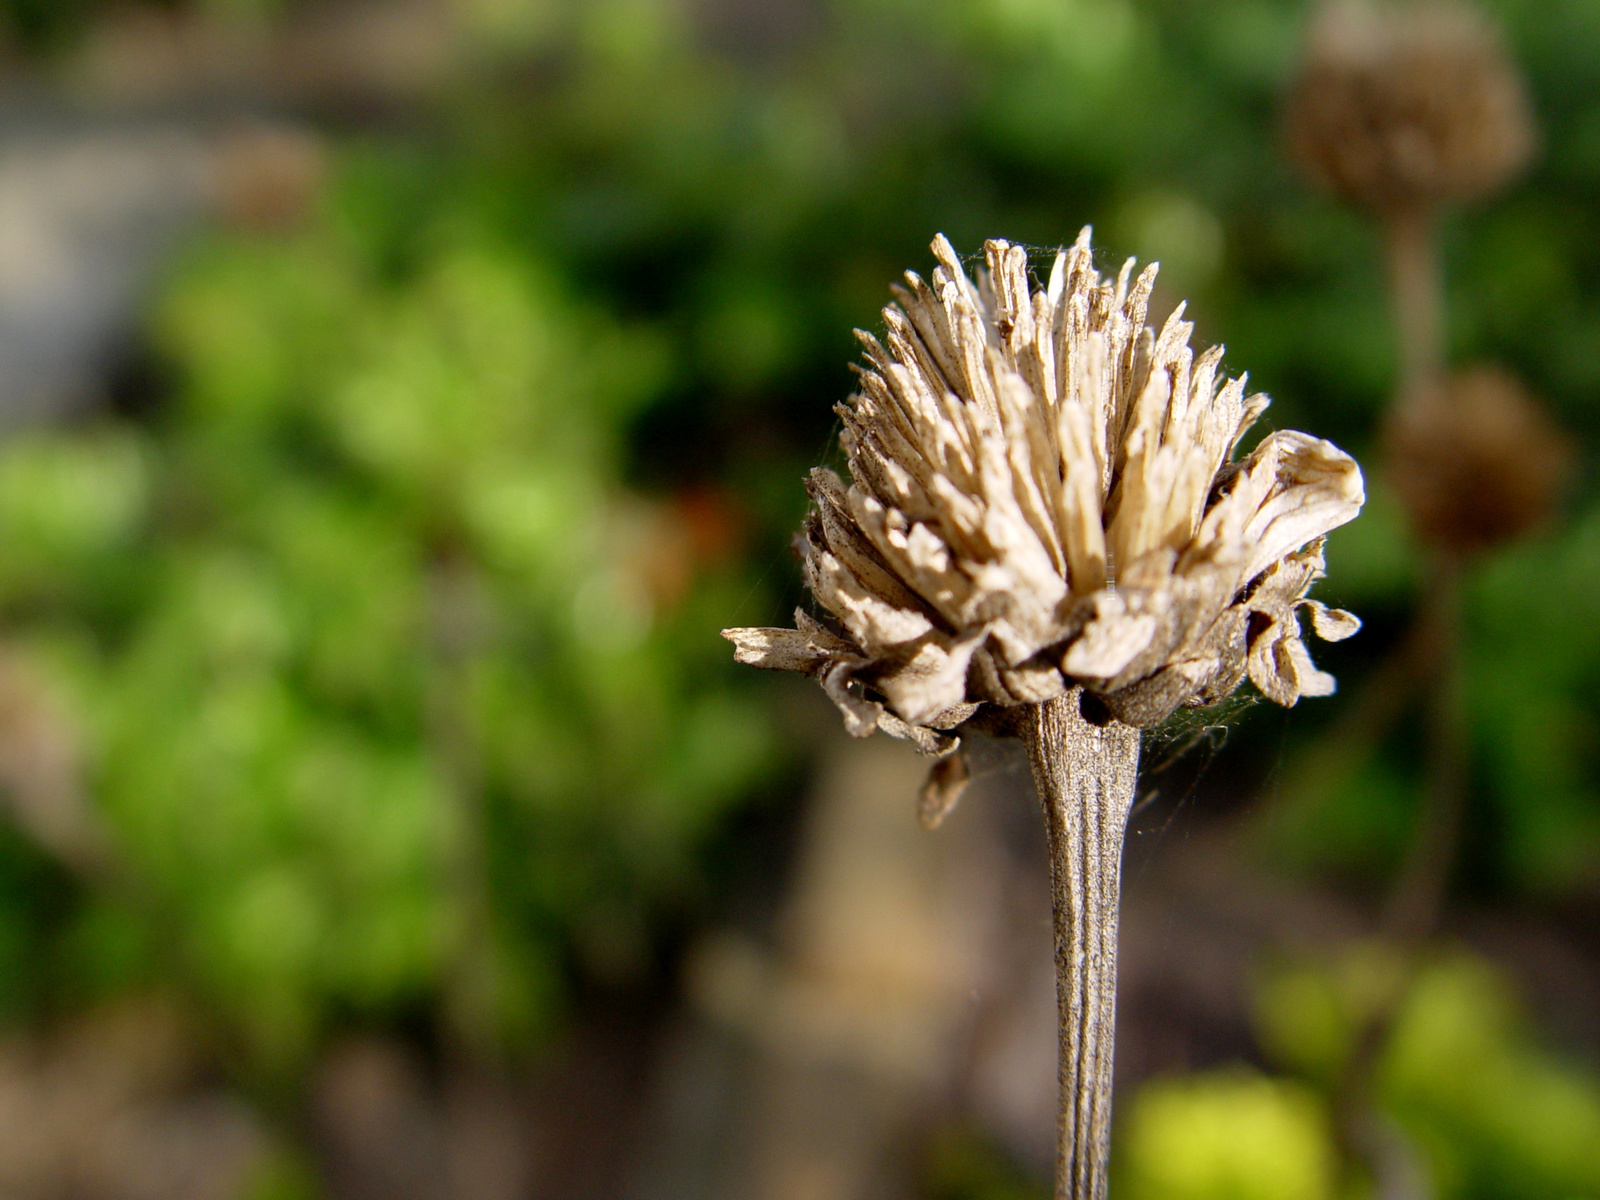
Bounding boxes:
[1384,206,1445,394]
[1384,554,1467,943]
[1023,690,1141,1200]
[1331,554,1466,1200]
[1322,203,1455,1200]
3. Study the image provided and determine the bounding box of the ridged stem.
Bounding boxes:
[1384,206,1445,396]
[1023,690,1141,1200]
[1384,552,1467,944]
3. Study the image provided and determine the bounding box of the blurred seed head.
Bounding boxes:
[1384,365,1572,553]
[1286,0,1536,212]
[725,231,1364,746]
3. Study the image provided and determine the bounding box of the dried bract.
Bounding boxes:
[1286,0,1535,211]
[724,231,1364,746]
[1385,365,1572,553]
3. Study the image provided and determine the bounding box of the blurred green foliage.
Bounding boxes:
[1256,949,1600,1199]
[1099,949,1600,1200]
[0,178,776,1068]
[1118,1070,1338,1200]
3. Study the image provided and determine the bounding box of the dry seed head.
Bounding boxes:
[1286,0,1535,211]
[1384,365,1572,553]
[724,231,1364,750]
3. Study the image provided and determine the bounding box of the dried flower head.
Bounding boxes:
[724,232,1364,745]
[1385,365,1572,553]
[1286,0,1535,211]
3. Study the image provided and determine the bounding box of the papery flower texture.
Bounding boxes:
[724,231,1365,751]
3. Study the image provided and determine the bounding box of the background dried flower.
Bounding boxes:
[725,231,1365,740]
[1286,0,1536,212]
[1384,365,1573,554]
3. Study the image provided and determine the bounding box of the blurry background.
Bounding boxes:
[0,0,1595,1197]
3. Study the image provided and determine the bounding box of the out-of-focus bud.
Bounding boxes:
[1384,366,1572,553]
[1286,0,1536,212]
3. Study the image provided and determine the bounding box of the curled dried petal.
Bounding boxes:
[918,750,972,830]
[1302,599,1362,641]
[722,627,825,674]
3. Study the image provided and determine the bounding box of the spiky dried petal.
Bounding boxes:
[725,232,1364,741]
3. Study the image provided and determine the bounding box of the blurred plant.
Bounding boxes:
[725,231,1363,1198]
[1381,366,1571,557]
[1255,948,1600,1199]
[1282,3,1572,1192]
[0,156,776,1084]
[1286,0,1535,390]
[1117,1069,1338,1200]
[1104,949,1600,1200]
